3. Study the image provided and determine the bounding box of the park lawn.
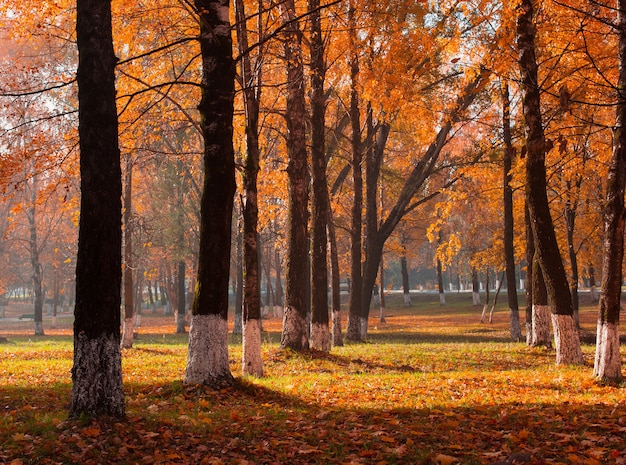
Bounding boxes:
[1,293,626,464]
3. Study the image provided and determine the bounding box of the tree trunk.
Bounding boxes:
[565,204,580,328]
[26,187,44,337]
[437,258,445,306]
[502,81,522,342]
[594,0,626,384]
[379,254,387,324]
[345,0,363,343]
[309,0,330,352]
[236,0,263,375]
[525,206,534,344]
[588,263,598,303]
[531,252,551,348]
[70,0,124,418]
[233,216,243,335]
[471,268,481,306]
[274,247,283,317]
[328,208,343,347]
[401,255,412,306]
[516,0,582,364]
[176,261,186,334]
[280,0,310,351]
[121,158,134,348]
[480,269,490,323]
[185,0,235,386]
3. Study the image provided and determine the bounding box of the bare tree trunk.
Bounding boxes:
[437,258,445,306]
[471,268,481,306]
[480,269,490,323]
[328,211,343,347]
[236,0,263,375]
[280,0,310,351]
[525,206,534,345]
[185,0,235,386]
[26,178,44,337]
[70,0,124,418]
[594,0,626,384]
[233,213,243,335]
[516,0,582,364]
[309,0,330,352]
[121,158,134,348]
[401,255,412,306]
[379,255,386,324]
[345,0,362,343]
[502,81,522,342]
[176,261,186,334]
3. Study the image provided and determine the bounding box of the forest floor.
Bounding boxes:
[1,291,625,465]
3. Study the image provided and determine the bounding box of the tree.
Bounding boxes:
[345,0,363,342]
[184,0,236,386]
[70,0,125,418]
[594,0,626,383]
[280,0,310,351]
[121,155,134,349]
[235,0,263,376]
[501,81,522,342]
[516,0,582,365]
[309,0,331,351]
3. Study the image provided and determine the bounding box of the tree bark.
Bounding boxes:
[516,0,582,364]
[121,158,134,348]
[236,0,263,376]
[594,0,626,384]
[401,255,412,306]
[524,205,534,344]
[185,0,235,386]
[26,175,44,337]
[437,258,445,306]
[176,260,186,334]
[233,215,243,335]
[502,82,522,342]
[309,0,330,352]
[531,251,551,348]
[471,268,480,306]
[70,0,124,418]
[280,0,310,351]
[345,0,363,343]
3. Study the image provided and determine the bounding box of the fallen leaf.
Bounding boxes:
[435,453,459,465]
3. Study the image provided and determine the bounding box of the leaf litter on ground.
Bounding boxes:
[1,296,626,464]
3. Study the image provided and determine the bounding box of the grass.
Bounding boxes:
[1,291,625,464]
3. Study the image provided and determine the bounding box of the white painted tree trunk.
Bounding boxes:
[403,293,412,306]
[480,304,488,323]
[594,320,622,381]
[360,316,368,341]
[472,291,481,306]
[121,317,134,349]
[34,321,44,336]
[310,322,330,352]
[274,306,283,318]
[242,318,263,377]
[281,307,308,349]
[135,313,142,328]
[551,313,583,365]
[70,332,124,417]
[331,309,343,347]
[439,293,446,306]
[531,304,551,347]
[185,314,233,385]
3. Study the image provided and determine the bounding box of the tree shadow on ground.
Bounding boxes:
[2,380,624,465]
